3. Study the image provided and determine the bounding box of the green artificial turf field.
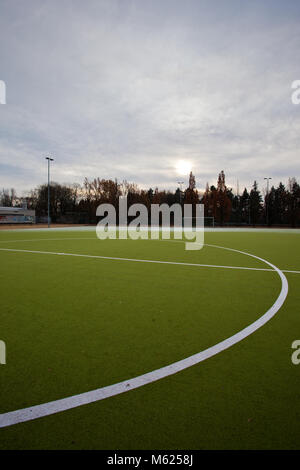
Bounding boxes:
[0,228,299,449]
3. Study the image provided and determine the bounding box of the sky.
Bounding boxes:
[0,0,299,196]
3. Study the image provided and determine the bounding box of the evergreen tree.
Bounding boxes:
[249,181,262,226]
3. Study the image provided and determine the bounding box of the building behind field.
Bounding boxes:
[0,205,35,224]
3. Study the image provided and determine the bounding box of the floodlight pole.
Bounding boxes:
[264,177,272,226]
[247,197,251,225]
[178,181,184,204]
[46,157,54,228]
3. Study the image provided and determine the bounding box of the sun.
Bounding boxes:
[175,160,192,176]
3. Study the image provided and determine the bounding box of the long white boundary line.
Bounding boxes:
[0,237,299,274]
[0,247,274,272]
[0,244,288,428]
[1,225,300,233]
[0,246,298,274]
[0,237,95,243]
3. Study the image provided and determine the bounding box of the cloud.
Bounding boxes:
[0,0,299,194]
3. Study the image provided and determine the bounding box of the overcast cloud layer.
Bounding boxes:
[0,0,299,195]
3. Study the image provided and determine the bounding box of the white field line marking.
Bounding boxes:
[0,247,273,272]
[0,237,299,274]
[280,269,300,274]
[0,237,96,244]
[0,245,298,274]
[0,244,288,428]
[1,225,300,233]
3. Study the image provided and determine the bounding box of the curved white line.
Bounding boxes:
[0,244,288,428]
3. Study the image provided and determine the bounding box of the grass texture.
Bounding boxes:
[0,229,299,449]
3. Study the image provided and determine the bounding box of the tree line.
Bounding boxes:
[1,171,300,227]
